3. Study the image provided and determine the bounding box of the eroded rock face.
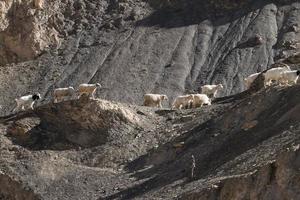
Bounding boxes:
[0,0,300,198]
[1,0,300,116]
[0,0,62,65]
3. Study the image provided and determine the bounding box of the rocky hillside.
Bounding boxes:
[1,0,300,114]
[1,0,300,199]
[0,82,300,199]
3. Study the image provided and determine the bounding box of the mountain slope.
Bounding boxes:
[1,0,300,115]
[0,83,300,199]
[1,0,300,199]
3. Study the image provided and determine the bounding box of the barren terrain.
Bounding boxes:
[1,0,300,199]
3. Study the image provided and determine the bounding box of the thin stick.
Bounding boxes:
[191,155,196,180]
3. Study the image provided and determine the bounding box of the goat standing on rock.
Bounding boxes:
[192,94,211,108]
[172,94,194,110]
[143,94,168,108]
[13,93,41,112]
[53,87,75,103]
[201,84,223,98]
[78,83,102,99]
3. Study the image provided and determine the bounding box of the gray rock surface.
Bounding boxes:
[1,0,300,199]
[0,82,300,199]
[1,0,300,116]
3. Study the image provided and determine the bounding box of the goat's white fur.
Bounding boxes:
[13,93,41,112]
[264,66,291,86]
[143,94,168,108]
[201,84,223,98]
[192,94,211,108]
[279,70,300,86]
[78,83,101,99]
[172,94,194,110]
[53,87,75,103]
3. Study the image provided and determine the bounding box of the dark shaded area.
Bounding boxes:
[138,0,298,28]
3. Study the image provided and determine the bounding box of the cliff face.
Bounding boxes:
[1,0,300,115]
[0,0,61,65]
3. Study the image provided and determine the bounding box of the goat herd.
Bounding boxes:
[146,64,299,110]
[9,63,300,113]
[12,83,101,112]
[144,84,223,110]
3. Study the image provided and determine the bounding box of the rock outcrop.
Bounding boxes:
[0,0,62,65]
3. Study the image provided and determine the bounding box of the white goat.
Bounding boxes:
[172,94,194,110]
[192,94,211,108]
[53,87,75,103]
[201,84,223,98]
[77,83,102,99]
[13,93,41,112]
[279,70,300,86]
[143,94,168,108]
[244,72,261,89]
[264,65,291,86]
